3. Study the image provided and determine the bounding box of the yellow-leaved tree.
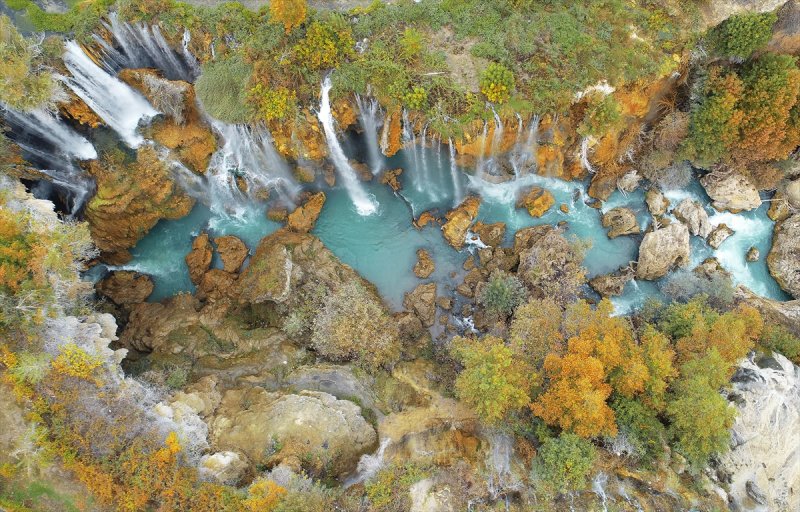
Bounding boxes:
[269,0,308,34]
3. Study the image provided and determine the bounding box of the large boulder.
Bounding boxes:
[767,0,800,54]
[736,285,800,337]
[471,221,506,248]
[215,235,248,273]
[516,186,555,218]
[287,192,326,233]
[645,187,670,217]
[707,223,734,249]
[441,196,480,249]
[767,214,800,298]
[185,232,213,284]
[601,207,640,238]
[515,225,586,304]
[673,198,712,238]
[589,267,635,297]
[403,283,437,328]
[636,223,691,280]
[209,387,376,479]
[96,271,154,305]
[702,0,787,27]
[413,249,435,279]
[716,353,800,512]
[700,171,761,212]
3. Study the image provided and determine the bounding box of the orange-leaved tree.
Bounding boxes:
[269,0,307,33]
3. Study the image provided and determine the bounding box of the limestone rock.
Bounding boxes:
[716,352,800,512]
[602,207,640,238]
[197,269,237,301]
[768,190,791,222]
[441,196,480,249]
[746,246,760,262]
[267,207,288,222]
[516,225,586,304]
[185,232,213,284]
[215,235,248,273]
[414,249,435,279]
[736,285,800,337]
[768,214,800,298]
[97,271,153,305]
[702,0,786,27]
[209,388,376,478]
[700,171,761,212]
[415,211,439,229]
[199,451,248,485]
[381,168,403,191]
[516,186,554,218]
[785,177,800,209]
[589,267,635,297]
[673,199,712,238]
[471,221,506,248]
[616,170,641,194]
[767,0,800,54]
[404,283,437,328]
[707,223,734,249]
[645,187,670,216]
[636,223,691,280]
[287,192,326,233]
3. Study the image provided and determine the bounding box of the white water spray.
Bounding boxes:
[346,438,391,487]
[355,94,384,174]
[448,139,464,206]
[318,77,378,215]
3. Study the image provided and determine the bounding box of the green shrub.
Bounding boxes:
[403,85,428,111]
[760,324,800,363]
[531,433,596,496]
[611,396,667,465]
[478,270,528,317]
[712,11,777,60]
[195,57,253,123]
[480,62,514,104]
[578,93,622,138]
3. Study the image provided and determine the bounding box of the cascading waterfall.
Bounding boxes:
[318,77,378,215]
[475,121,489,180]
[0,106,97,215]
[354,94,384,174]
[62,41,158,147]
[448,138,464,206]
[419,123,433,198]
[95,12,196,81]
[486,431,517,502]
[580,137,595,174]
[402,108,423,193]
[345,438,391,487]
[509,115,540,177]
[484,107,504,178]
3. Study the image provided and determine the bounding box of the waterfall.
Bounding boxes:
[475,121,489,180]
[580,137,595,174]
[62,41,158,147]
[448,138,464,206]
[510,115,540,177]
[420,123,432,198]
[318,77,378,215]
[592,472,611,512]
[486,431,517,500]
[96,12,197,81]
[355,94,383,174]
[345,438,391,487]
[402,108,423,192]
[485,107,504,177]
[0,106,97,215]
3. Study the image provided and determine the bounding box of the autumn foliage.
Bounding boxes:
[269,0,307,34]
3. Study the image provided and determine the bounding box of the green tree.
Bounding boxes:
[478,270,528,317]
[578,92,622,138]
[0,15,57,111]
[760,324,800,364]
[453,335,531,424]
[712,11,777,60]
[531,433,596,495]
[195,57,253,123]
[509,298,564,369]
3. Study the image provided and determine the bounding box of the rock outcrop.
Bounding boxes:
[636,223,691,280]
[645,187,670,217]
[589,267,635,297]
[702,0,787,27]
[767,214,800,298]
[413,249,435,279]
[515,225,586,304]
[380,168,403,191]
[716,352,800,512]
[746,246,760,262]
[700,170,761,212]
[404,283,437,327]
[516,186,555,218]
[209,387,376,479]
[471,221,506,248]
[707,223,734,249]
[767,0,800,54]
[673,198,712,238]
[736,285,800,337]
[441,196,480,250]
[215,235,248,273]
[287,192,326,233]
[601,207,640,238]
[97,271,154,305]
[185,232,213,285]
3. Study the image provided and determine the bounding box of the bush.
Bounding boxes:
[311,281,400,370]
[611,396,667,465]
[0,15,57,111]
[509,298,563,368]
[578,93,622,138]
[480,62,514,104]
[478,271,528,317]
[269,0,307,34]
[712,11,777,60]
[531,433,596,496]
[249,84,297,122]
[760,324,800,363]
[660,269,734,310]
[402,85,428,111]
[195,57,253,123]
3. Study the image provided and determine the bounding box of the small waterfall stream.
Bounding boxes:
[448,138,465,206]
[318,77,378,215]
[345,438,391,487]
[62,41,158,147]
[355,94,384,175]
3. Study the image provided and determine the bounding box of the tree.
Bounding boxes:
[0,15,57,111]
[531,433,596,496]
[269,0,307,34]
[249,84,297,121]
[478,270,528,317]
[195,57,253,123]
[480,62,514,104]
[712,11,777,60]
[639,325,676,412]
[578,92,622,138]
[509,298,563,369]
[453,335,531,424]
[294,17,354,71]
[611,396,668,465]
[760,324,800,364]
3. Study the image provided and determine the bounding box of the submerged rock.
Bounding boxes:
[674,198,712,238]
[516,186,554,218]
[601,207,640,238]
[645,187,670,217]
[413,249,435,279]
[403,283,437,328]
[97,271,154,305]
[215,235,248,273]
[700,170,761,212]
[716,352,800,512]
[287,191,326,233]
[185,232,213,285]
[768,214,800,298]
[636,223,690,280]
[589,267,635,297]
[707,223,734,249]
[442,196,480,249]
[415,210,440,229]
